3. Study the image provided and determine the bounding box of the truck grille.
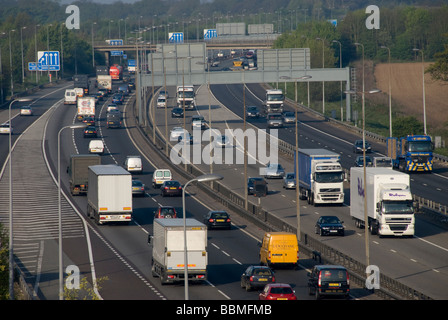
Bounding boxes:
[411,155,429,163]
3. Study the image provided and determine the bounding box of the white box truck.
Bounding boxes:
[76,96,96,121]
[350,167,415,237]
[295,149,345,205]
[149,218,208,285]
[176,85,195,109]
[97,74,112,93]
[87,165,132,225]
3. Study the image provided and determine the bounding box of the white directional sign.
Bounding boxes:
[38,51,60,71]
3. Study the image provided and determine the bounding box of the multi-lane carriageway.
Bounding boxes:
[0,79,447,301]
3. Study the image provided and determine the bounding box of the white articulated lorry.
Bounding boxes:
[350,167,415,237]
[87,165,133,225]
[76,96,96,121]
[149,218,208,285]
[295,149,345,205]
[176,85,196,109]
[264,89,284,113]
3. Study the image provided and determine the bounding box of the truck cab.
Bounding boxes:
[387,135,434,172]
[264,89,284,113]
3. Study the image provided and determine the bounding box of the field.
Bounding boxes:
[373,62,448,138]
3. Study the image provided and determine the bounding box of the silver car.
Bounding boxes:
[267,113,283,128]
[282,111,295,124]
[283,172,296,189]
[263,163,285,179]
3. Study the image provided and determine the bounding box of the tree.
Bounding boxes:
[427,34,448,82]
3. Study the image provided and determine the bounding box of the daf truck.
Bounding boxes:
[295,149,345,205]
[176,85,196,109]
[264,89,284,113]
[87,165,133,225]
[67,154,101,195]
[149,218,208,285]
[350,167,415,237]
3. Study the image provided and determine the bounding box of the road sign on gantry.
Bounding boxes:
[169,32,184,43]
[38,51,60,71]
[203,29,217,40]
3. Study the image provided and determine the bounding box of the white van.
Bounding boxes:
[124,156,142,173]
[152,169,172,188]
[64,89,77,105]
[157,95,167,108]
[88,140,104,154]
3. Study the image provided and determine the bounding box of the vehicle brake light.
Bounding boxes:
[347,273,350,286]
[226,218,231,222]
[272,276,275,283]
[249,276,254,282]
[318,272,322,287]
[208,219,214,223]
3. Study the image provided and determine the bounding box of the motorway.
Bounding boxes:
[0,75,447,301]
[152,81,448,300]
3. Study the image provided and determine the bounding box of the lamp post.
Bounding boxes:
[380,46,392,137]
[316,37,325,115]
[58,123,87,300]
[280,75,312,241]
[332,40,343,121]
[413,48,427,135]
[345,84,381,271]
[182,174,223,300]
[8,98,32,299]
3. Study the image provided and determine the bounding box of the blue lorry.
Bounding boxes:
[387,135,434,172]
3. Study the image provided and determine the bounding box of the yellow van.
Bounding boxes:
[259,232,299,268]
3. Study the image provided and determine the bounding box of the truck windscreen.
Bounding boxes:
[382,200,414,214]
[267,94,284,101]
[314,172,344,183]
[407,141,432,152]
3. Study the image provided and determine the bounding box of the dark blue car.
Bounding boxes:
[315,216,345,236]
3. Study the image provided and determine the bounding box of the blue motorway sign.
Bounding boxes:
[203,29,217,40]
[169,32,184,43]
[107,39,123,45]
[28,62,37,71]
[37,51,60,71]
[110,50,124,56]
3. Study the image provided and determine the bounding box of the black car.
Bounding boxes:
[160,180,183,197]
[246,106,261,118]
[353,139,372,153]
[354,155,373,167]
[203,210,231,230]
[315,216,345,236]
[247,177,268,196]
[307,265,350,299]
[171,107,184,118]
[240,266,275,291]
[83,125,98,138]
[82,116,95,126]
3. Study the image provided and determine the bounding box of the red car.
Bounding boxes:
[259,283,297,300]
[154,206,177,219]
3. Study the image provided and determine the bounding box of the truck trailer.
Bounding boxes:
[350,167,415,237]
[76,96,96,121]
[87,165,133,225]
[295,148,345,205]
[149,218,208,285]
[67,154,101,195]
